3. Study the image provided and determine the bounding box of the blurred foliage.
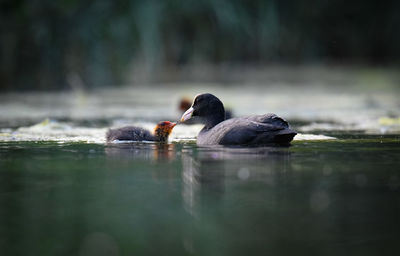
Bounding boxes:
[0,0,399,90]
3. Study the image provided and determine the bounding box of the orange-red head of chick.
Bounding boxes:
[153,121,176,142]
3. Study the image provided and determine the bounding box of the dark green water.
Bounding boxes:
[1,137,399,256]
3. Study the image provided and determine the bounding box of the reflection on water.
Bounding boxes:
[105,143,177,162]
[181,146,292,218]
[0,138,399,255]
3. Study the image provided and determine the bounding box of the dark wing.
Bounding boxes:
[242,114,289,128]
[216,119,285,145]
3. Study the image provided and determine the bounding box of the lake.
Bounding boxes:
[1,70,400,255]
[1,137,399,256]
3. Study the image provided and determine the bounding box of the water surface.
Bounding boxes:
[1,137,399,256]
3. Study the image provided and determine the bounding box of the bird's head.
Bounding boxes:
[180,93,225,126]
[153,121,176,142]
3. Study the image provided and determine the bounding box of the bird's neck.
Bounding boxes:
[153,128,169,142]
[203,111,225,130]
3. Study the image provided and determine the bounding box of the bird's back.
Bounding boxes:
[197,115,296,145]
[106,126,154,142]
[242,113,289,127]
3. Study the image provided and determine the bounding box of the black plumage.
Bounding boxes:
[106,126,154,142]
[180,93,297,145]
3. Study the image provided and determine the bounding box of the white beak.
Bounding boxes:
[180,107,194,122]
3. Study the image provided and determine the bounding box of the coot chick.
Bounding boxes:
[106,121,176,143]
[180,93,296,145]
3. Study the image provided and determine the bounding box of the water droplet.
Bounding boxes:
[237,168,250,180]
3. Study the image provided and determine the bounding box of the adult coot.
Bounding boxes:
[106,121,176,142]
[180,93,296,145]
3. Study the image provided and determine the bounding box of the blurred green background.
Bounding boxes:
[1,0,399,90]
